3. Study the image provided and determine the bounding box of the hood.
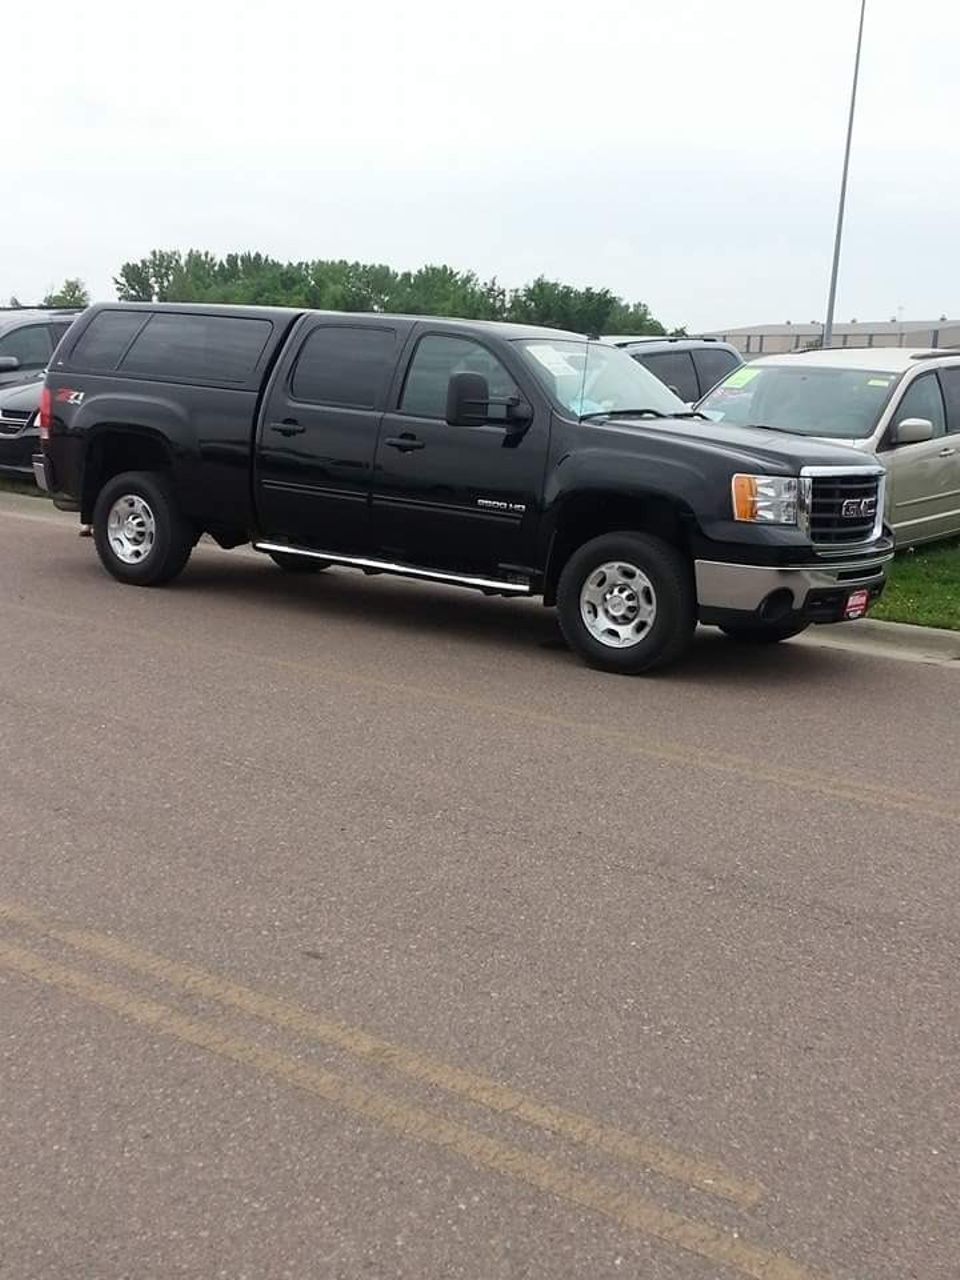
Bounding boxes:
[587,414,881,474]
[0,380,42,411]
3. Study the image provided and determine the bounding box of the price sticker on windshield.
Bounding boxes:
[527,344,579,377]
[724,367,760,389]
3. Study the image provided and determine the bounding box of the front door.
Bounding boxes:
[883,371,960,542]
[371,332,547,577]
[255,321,405,552]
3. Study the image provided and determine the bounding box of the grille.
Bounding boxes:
[806,473,881,545]
[0,410,32,435]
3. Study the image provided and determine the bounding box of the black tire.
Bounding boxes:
[719,620,810,644]
[266,550,329,574]
[92,470,195,586]
[556,531,696,674]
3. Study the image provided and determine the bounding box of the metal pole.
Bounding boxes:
[823,0,867,349]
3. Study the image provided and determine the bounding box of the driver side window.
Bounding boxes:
[400,335,517,420]
[893,374,946,439]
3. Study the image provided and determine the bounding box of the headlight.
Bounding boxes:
[732,474,799,525]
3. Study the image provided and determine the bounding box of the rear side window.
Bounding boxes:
[633,350,698,403]
[49,320,76,345]
[291,326,397,408]
[119,313,273,385]
[938,368,960,434]
[68,310,147,372]
[692,347,740,396]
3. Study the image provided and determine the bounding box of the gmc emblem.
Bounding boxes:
[841,497,877,519]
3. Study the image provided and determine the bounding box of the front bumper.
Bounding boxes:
[695,551,893,626]
[32,452,50,491]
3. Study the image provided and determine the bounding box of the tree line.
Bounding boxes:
[25,251,681,337]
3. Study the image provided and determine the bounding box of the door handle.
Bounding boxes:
[270,420,305,437]
[384,434,425,453]
[938,447,956,457]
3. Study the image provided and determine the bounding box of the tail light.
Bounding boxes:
[38,387,53,440]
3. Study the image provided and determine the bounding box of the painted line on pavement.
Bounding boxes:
[0,897,761,1208]
[0,936,822,1280]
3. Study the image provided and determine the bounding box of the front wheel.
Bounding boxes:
[93,471,195,586]
[719,620,810,644]
[556,532,696,674]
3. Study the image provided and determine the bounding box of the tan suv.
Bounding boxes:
[698,348,960,545]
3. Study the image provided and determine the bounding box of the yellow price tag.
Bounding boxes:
[724,367,760,389]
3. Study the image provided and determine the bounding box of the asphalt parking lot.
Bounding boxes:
[2,492,958,1280]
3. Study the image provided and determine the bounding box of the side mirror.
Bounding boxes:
[891,416,935,446]
[0,356,21,372]
[446,372,489,426]
[445,372,533,432]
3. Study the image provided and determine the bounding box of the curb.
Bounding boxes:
[796,617,960,666]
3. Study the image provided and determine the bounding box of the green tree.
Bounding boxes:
[603,297,667,336]
[506,278,619,335]
[114,250,185,302]
[111,249,676,335]
[43,278,90,308]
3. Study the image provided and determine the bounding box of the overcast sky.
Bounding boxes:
[5,0,958,330]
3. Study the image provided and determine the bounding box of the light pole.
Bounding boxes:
[823,0,867,350]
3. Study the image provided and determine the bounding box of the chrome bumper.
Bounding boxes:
[695,554,893,613]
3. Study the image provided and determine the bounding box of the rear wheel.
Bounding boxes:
[719,620,810,644]
[266,550,330,574]
[556,531,695,674]
[93,471,195,586]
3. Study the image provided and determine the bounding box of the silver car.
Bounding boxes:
[698,348,960,545]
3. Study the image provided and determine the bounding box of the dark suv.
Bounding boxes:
[0,309,82,390]
[602,336,743,404]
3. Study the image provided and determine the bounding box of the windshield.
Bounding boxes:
[517,339,688,419]
[698,363,899,439]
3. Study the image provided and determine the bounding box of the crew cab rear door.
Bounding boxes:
[255,319,407,551]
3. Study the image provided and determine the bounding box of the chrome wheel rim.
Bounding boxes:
[579,560,657,648]
[107,494,156,565]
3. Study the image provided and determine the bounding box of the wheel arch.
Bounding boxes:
[542,489,696,606]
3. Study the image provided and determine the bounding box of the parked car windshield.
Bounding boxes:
[518,339,687,419]
[699,363,900,439]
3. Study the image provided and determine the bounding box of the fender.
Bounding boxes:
[71,391,195,458]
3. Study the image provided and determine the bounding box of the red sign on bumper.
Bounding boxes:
[844,589,871,620]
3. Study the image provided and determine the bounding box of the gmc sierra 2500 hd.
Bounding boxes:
[36,304,893,673]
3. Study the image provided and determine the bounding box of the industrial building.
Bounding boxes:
[701,319,960,356]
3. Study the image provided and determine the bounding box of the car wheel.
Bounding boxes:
[719,620,810,644]
[93,471,195,586]
[556,532,695,674]
[266,550,329,574]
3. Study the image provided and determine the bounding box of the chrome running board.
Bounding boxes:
[253,541,532,594]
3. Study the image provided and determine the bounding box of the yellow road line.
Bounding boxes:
[0,938,822,1280]
[0,897,760,1208]
[5,597,958,827]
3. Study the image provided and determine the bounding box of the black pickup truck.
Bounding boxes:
[36,303,893,673]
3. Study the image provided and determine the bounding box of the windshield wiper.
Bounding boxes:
[669,410,710,420]
[742,422,804,435]
[580,408,668,421]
